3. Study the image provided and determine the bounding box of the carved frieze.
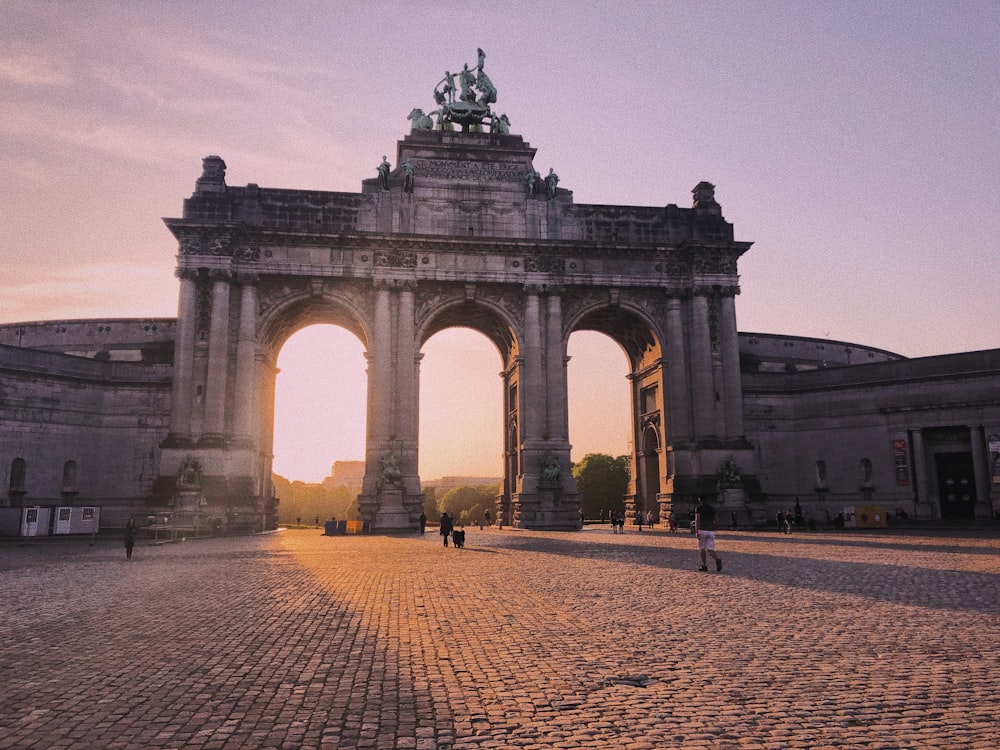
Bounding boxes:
[374,250,418,268]
[177,230,260,263]
[524,256,565,273]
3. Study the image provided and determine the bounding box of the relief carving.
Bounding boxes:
[374,250,418,268]
[524,256,565,273]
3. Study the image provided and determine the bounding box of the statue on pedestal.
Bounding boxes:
[422,49,501,132]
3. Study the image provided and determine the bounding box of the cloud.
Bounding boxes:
[0,263,178,324]
[0,52,71,87]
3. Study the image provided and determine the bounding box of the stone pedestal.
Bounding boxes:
[173,489,204,510]
[373,486,412,532]
[719,487,745,511]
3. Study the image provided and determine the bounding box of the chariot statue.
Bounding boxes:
[421,48,509,133]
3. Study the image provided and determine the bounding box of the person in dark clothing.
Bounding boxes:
[439,512,454,546]
[419,512,427,534]
[124,517,137,561]
[694,497,722,572]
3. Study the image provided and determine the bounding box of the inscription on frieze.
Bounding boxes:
[524,256,566,273]
[413,158,524,184]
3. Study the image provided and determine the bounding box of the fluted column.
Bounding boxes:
[690,290,715,439]
[370,282,393,445]
[202,269,232,441]
[397,283,420,490]
[522,287,544,442]
[168,269,198,442]
[232,274,259,444]
[665,295,692,443]
[545,291,568,441]
[719,289,744,439]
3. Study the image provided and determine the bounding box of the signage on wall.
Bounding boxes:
[892,436,910,486]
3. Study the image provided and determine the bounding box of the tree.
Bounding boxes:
[422,486,439,522]
[572,453,629,521]
[273,474,359,525]
[438,484,499,527]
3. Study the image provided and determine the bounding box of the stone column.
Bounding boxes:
[545,291,568,442]
[718,288,744,439]
[522,287,545,443]
[970,426,990,519]
[910,429,931,519]
[397,283,420,492]
[370,282,393,446]
[232,274,259,444]
[202,269,232,442]
[689,289,715,439]
[665,294,692,443]
[167,269,199,442]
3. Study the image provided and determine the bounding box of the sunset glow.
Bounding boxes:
[273,327,631,482]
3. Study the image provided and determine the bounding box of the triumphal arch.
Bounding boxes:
[157,50,753,531]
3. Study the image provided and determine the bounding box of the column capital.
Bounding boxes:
[175,267,200,281]
[236,272,260,286]
[208,268,233,282]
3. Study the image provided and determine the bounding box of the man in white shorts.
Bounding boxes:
[694,496,723,572]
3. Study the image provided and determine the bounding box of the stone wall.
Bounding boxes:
[743,348,1000,521]
[0,344,171,510]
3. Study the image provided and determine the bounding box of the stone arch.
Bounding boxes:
[416,294,520,366]
[258,290,371,358]
[639,423,661,522]
[417,294,521,526]
[563,300,664,370]
[565,301,669,525]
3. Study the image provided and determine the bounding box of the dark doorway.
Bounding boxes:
[935,452,976,520]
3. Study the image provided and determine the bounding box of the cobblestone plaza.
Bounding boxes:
[2,527,998,749]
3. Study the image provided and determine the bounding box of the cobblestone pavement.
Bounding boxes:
[2,527,999,749]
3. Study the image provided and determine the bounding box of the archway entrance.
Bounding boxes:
[273,325,366,483]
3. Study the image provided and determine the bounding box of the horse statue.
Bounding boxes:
[407,108,434,131]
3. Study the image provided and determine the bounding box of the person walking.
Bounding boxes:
[439,512,453,547]
[123,516,137,561]
[694,497,723,572]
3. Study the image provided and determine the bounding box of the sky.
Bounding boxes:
[2,1,998,482]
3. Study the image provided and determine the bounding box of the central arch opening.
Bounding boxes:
[418,328,503,481]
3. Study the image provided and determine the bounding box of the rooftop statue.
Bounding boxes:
[423,48,505,132]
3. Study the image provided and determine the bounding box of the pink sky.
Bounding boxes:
[2,1,998,481]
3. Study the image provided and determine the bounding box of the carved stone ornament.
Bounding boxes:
[539,451,562,489]
[234,245,261,262]
[374,250,418,268]
[177,454,203,489]
[524,256,565,273]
